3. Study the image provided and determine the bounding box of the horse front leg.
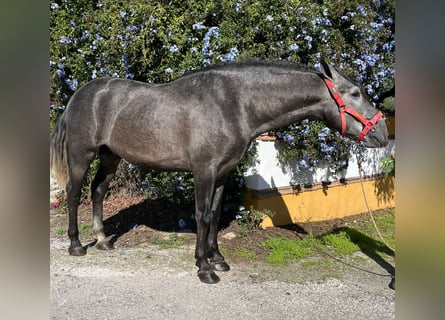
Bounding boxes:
[193,172,220,284]
[208,181,230,272]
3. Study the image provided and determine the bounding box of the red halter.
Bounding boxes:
[319,74,383,142]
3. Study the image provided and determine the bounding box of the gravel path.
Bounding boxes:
[50,236,395,320]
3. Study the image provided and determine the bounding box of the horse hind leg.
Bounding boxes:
[67,151,96,256]
[91,146,121,250]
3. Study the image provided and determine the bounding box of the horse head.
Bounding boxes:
[319,60,389,148]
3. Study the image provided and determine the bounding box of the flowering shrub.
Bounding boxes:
[50,191,68,214]
[380,148,395,177]
[274,119,360,173]
[236,206,276,236]
[50,0,394,213]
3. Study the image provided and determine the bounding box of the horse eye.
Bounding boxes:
[351,89,360,98]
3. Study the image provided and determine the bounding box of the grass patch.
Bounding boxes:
[259,209,395,265]
[234,247,257,260]
[360,209,395,251]
[56,227,67,236]
[319,231,360,256]
[79,222,94,236]
[259,232,360,265]
[54,223,94,237]
[152,233,185,249]
[259,236,317,264]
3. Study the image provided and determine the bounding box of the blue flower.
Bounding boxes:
[266,15,274,22]
[202,27,220,63]
[80,30,89,40]
[192,21,206,30]
[165,67,173,73]
[311,17,321,28]
[178,219,186,229]
[283,134,295,142]
[235,1,242,12]
[50,3,59,10]
[59,36,70,44]
[238,205,245,212]
[65,78,78,91]
[356,5,367,17]
[297,159,309,170]
[289,43,299,51]
[50,104,65,111]
[304,35,313,49]
[169,44,179,53]
[224,47,239,62]
[120,11,127,19]
[318,127,330,140]
[126,25,139,32]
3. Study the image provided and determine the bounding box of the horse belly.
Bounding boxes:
[108,115,192,171]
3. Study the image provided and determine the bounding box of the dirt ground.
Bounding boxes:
[50,192,395,319]
[50,192,390,258]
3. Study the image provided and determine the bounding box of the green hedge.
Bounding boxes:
[50,0,394,222]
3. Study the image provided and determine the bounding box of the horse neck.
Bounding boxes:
[240,70,329,139]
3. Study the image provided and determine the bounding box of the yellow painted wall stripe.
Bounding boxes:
[244,177,395,228]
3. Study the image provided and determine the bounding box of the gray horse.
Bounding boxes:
[50,60,388,283]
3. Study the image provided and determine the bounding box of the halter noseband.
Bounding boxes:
[319,73,383,142]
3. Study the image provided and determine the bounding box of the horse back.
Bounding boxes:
[65,77,249,173]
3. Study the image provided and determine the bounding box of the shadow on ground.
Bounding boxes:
[102,197,237,245]
[327,227,395,289]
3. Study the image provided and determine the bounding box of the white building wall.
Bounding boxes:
[244,140,395,191]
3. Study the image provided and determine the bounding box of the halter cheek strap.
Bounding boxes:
[319,74,383,142]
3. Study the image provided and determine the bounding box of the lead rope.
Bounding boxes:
[356,153,395,253]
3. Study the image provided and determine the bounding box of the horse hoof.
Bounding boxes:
[212,261,230,272]
[389,277,395,290]
[198,270,220,284]
[69,246,86,256]
[96,241,114,250]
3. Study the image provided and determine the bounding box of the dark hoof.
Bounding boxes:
[389,277,395,290]
[198,270,220,284]
[69,246,86,256]
[96,241,114,250]
[212,261,230,272]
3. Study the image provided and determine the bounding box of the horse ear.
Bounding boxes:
[319,59,334,79]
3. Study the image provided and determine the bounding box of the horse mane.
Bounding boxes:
[181,59,318,78]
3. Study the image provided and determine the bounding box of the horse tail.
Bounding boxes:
[50,112,69,191]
